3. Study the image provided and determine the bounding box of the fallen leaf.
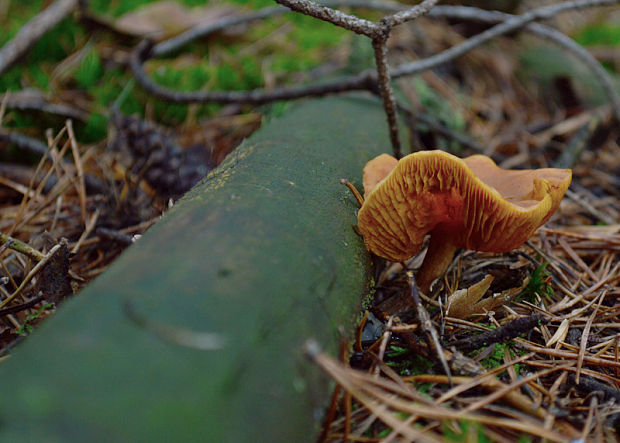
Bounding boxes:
[447,275,529,319]
[447,275,494,319]
[113,1,239,41]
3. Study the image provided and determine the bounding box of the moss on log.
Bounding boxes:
[0,96,395,441]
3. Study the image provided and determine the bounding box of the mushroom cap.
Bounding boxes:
[362,153,399,199]
[358,150,572,262]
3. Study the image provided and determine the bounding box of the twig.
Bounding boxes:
[397,102,488,154]
[0,0,79,75]
[71,208,101,254]
[0,127,107,194]
[427,5,620,121]
[152,5,288,57]
[274,0,378,37]
[553,112,604,169]
[393,0,620,78]
[95,227,136,246]
[0,127,49,156]
[570,373,620,404]
[0,232,45,261]
[130,1,620,120]
[151,1,407,57]
[340,178,364,208]
[0,243,61,309]
[65,120,87,225]
[379,0,438,30]
[564,189,617,226]
[447,314,547,354]
[463,364,573,414]
[410,372,546,420]
[371,36,401,157]
[130,39,373,105]
[406,270,452,384]
[0,90,89,122]
[275,0,438,156]
[0,294,46,317]
[516,339,620,369]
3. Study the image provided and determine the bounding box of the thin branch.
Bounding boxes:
[0,128,107,194]
[66,120,87,225]
[392,0,620,78]
[0,91,89,122]
[253,0,439,157]
[396,102,488,154]
[447,314,546,354]
[372,37,401,158]
[0,243,61,309]
[0,0,79,75]
[273,0,379,37]
[152,5,288,57]
[0,127,49,156]
[407,270,452,385]
[0,232,46,261]
[0,294,46,317]
[151,1,403,57]
[380,0,438,30]
[131,40,373,104]
[427,5,620,121]
[132,1,619,113]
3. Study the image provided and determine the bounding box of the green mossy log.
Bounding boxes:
[0,96,397,441]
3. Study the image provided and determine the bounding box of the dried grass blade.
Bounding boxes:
[546,318,570,347]
[305,340,445,443]
[429,353,534,404]
[305,341,568,442]
[71,208,100,254]
[66,120,87,225]
[516,339,620,369]
[576,291,606,383]
[557,237,598,282]
[463,364,573,414]
[0,243,61,308]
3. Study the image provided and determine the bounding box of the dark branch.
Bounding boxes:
[133,1,619,112]
[447,314,547,354]
[130,40,374,105]
[273,0,379,37]
[0,0,79,75]
[380,0,438,30]
[427,4,620,121]
[0,128,49,156]
[372,37,401,158]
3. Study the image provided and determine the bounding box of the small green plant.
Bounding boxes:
[443,420,492,442]
[519,262,554,302]
[475,342,522,374]
[576,23,620,47]
[15,303,54,335]
[2,0,349,143]
[74,47,104,89]
[385,345,434,375]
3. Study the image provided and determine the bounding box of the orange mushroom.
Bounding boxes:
[357,150,572,293]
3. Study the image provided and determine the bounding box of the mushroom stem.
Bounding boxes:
[416,234,458,294]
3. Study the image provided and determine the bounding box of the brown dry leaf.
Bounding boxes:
[447,275,493,318]
[113,1,239,40]
[447,275,529,319]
